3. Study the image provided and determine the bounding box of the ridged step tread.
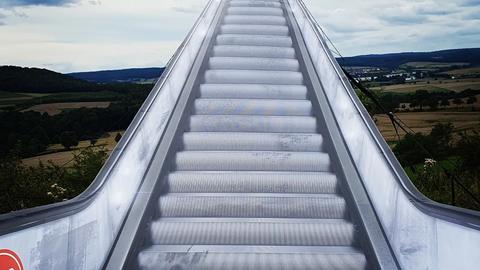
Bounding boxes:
[193,99,311,116]
[188,115,316,133]
[164,171,337,193]
[157,194,347,218]
[213,45,295,58]
[229,1,282,8]
[138,245,368,270]
[209,57,299,71]
[199,84,307,99]
[204,70,302,84]
[149,219,357,246]
[174,151,331,172]
[136,0,371,268]
[216,34,293,47]
[221,24,289,36]
[181,132,322,151]
[224,15,285,25]
[227,7,283,16]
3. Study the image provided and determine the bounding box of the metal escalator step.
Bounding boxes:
[209,57,299,71]
[193,99,312,116]
[188,115,316,133]
[174,151,331,171]
[221,24,289,36]
[138,245,368,270]
[229,1,282,8]
[157,194,347,218]
[149,219,357,246]
[216,34,292,47]
[227,7,283,16]
[199,84,307,99]
[224,15,286,25]
[204,70,302,84]
[165,171,337,193]
[133,0,373,268]
[181,132,322,151]
[213,45,295,58]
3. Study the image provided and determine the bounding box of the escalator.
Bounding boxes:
[1,1,479,270]
[118,0,394,269]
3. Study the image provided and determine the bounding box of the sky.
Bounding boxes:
[0,0,479,73]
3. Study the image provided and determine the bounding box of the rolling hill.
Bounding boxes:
[68,67,165,83]
[0,66,97,93]
[2,48,478,94]
[0,66,156,94]
[338,48,480,69]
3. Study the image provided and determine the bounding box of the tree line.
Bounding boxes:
[0,102,140,158]
[359,89,479,115]
[0,85,151,158]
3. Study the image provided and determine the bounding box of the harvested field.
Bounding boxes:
[374,111,480,142]
[372,78,480,93]
[441,67,480,76]
[22,101,111,115]
[22,131,124,167]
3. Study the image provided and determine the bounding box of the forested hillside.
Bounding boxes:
[69,67,165,83]
[0,66,154,93]
[0,66,97,93]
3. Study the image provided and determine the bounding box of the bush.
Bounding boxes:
[394,124,480,210]
[60,131,79,150]
[0,147,107,214]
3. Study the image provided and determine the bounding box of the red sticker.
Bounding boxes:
[0,249,23,270]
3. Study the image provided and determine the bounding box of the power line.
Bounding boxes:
[342,67,480,207]
[315,24,480,207]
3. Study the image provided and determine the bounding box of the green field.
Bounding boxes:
[372,78,480,93]
[0,91,30,99]
[400,61,470,69]
[0,91,122,109]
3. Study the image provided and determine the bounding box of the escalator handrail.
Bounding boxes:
[0,0,218,234]
[293,0,480,229]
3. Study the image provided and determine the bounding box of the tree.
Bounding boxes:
[409,101,418,109]
[31,126,50,146]
[413,90,430,110]
[466,96,477,105]
[393,133,434,167]
[426,98,439,110]
[456,131,480,173]
[60,131,78,150]
[452,98,464,108]
[66,147,108,194]
[26,138,44,156]
[440,98,450,107]
[429,123,454,159]
[0,154,26,213]
[114,132,122,143]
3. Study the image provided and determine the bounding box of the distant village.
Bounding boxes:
[345,63,476,85]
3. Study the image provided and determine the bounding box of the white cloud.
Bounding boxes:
[0,0,208,72]
[303,0,480,56]
[0,0,478,72]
